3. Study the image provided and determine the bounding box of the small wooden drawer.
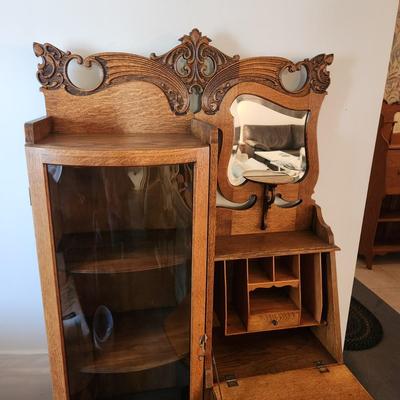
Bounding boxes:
[386,150,400,194]
[248,310,300,332]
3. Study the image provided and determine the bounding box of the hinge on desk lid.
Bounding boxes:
[28,187,32,206]
[314,360,330,373]
[224,374,239,387]
[199,334,208,359]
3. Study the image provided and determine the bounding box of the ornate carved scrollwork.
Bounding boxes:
[202,54,334,114]
[33,42,106,94]
[150,28,240,93]
[33,43,190,114]
[281,53,334,95]
[33,30,333,115]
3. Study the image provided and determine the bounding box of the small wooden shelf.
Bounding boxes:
[215,231,338,261]
[29,132,207,152]
[372,242,400,254]
[248,258,274,288]
[378,211,400,222]
[60,230,189,274]
[275,255,299,283]
[80,305,189,374]
[217,251,325,335]
[250,288,298,314]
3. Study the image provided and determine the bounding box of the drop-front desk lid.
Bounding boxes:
[212,364,372,400]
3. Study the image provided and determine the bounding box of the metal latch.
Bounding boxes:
[314,360,330,373]
[199,334,208,359]
[224,374,239,387]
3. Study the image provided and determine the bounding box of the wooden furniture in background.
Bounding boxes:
[26,29,371,399]
[359,101,400,268]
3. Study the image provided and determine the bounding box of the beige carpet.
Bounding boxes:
[0,353,51,400]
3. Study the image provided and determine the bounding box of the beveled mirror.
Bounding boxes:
[229,95,308,186]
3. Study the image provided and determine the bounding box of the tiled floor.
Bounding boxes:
[356,254,400,313]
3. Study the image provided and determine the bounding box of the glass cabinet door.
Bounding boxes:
[47,164,195,400]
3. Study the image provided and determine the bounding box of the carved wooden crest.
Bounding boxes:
[33,28,333,115]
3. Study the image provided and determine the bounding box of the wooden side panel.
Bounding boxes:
[301,253,323,322]
[44,81,193,135]
[191,119,219,389]
[232,260,249,328]
[189,149,210,400]
[311,251,343,363]
[213,365,372,400]
[25,148,69,400]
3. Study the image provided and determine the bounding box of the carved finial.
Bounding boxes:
[308,53,334,93]
[33,42,71,90]
[179,28,211,46]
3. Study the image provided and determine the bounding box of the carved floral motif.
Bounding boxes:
[150,28,239,92]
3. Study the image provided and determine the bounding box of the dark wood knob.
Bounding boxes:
[271,319,278,326]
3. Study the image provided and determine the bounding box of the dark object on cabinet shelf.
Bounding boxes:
[359,101,400,269]
[26,29,371,400]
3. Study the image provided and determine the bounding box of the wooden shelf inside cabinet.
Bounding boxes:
[378,211,400,222]
[60,230,189,274]
[248,258,274,289]
[250,288,299,314]
[80,302,189,374]
[215,231,338,261]
[372,242,400,254]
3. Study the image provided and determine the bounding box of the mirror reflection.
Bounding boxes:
[228,95,308,185]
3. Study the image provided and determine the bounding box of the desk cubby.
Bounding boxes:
[215,250,324,335]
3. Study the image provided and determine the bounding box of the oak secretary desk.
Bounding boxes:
[26,29,371,400]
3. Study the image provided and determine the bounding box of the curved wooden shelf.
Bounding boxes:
[68,249,187,274]
[60,230,189,274]
[81,304,189,374]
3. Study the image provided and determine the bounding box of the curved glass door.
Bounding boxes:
[47,164,194,400]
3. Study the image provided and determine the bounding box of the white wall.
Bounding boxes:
[0,0,397,353]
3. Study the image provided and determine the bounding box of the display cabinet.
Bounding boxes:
[26,29,371,400]
[359,101,400,268]
[26,112,212,399]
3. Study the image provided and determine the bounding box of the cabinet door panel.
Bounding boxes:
[47,164,201,400]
